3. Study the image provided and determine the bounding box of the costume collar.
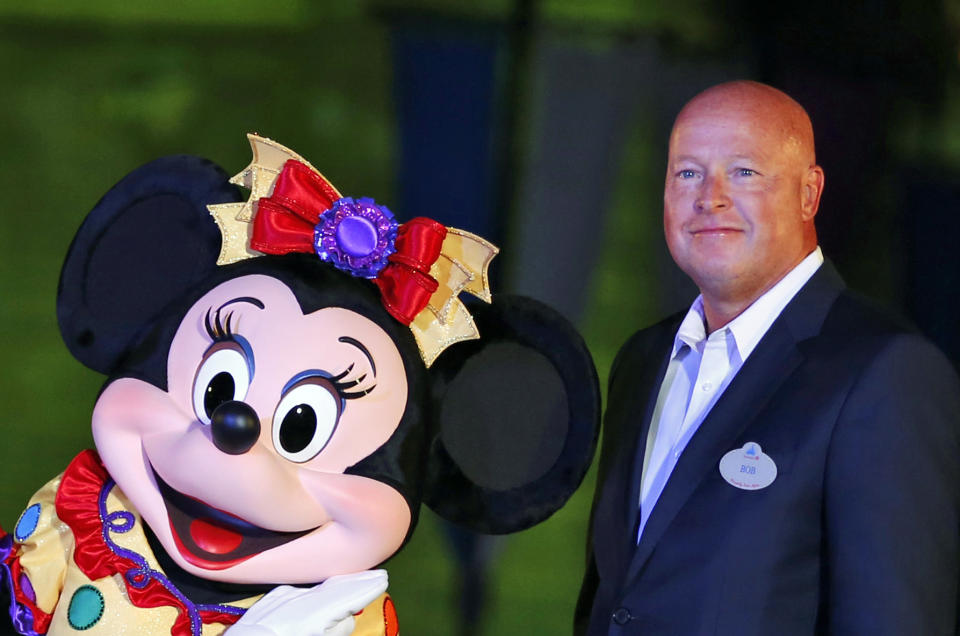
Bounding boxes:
[55,450,248,636]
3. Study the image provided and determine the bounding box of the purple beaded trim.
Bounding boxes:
[97,480,246,635]
[314,196,398,279]
[1,533,39,636]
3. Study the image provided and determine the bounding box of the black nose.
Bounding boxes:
[210,400,261,455]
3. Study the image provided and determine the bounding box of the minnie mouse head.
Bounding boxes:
[56,135,600,589]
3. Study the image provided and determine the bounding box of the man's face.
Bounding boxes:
[664,105,814,310]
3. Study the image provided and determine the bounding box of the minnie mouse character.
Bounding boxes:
[0,135,599,635]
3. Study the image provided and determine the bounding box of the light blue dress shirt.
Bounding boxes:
[637,247,824,541]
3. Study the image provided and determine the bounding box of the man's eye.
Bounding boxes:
[737,168,756,177]
[678,170,697,179]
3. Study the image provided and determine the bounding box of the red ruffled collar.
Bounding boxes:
[55,450,245,635]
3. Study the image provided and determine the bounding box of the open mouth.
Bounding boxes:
[152,468,316,570]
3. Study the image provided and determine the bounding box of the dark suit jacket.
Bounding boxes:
[576,262,960,635]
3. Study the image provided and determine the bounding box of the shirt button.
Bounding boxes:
[701,381,713,391]
[612,607,633,625]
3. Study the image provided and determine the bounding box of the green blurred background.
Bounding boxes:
[2,1,960,634]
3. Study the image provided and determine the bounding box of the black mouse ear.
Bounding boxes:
[423,295,600,534]
[57,155,240,374]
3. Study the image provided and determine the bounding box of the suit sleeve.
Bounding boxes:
[824,333,960,634]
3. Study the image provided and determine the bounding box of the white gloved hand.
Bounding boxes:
[226,569,388,636]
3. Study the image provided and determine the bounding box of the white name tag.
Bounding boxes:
[719,442,777,490]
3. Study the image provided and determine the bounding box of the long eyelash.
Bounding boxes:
[204,307,235,342]
[330,363,376,399]
[337,384,376,400]
[329,364,354,382]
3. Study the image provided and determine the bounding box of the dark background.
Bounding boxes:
[1,1,959,634]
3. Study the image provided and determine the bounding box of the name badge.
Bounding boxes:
[719,442,777,490]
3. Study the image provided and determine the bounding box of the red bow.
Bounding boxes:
[250,160,447,325]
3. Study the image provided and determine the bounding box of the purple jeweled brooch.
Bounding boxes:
[314,197,398,279]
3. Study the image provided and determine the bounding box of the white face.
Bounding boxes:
[663,108,815,313]
[92,275,412,584]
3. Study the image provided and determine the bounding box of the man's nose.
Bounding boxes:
[695,175,731,212]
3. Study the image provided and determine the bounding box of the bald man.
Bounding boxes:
[575,81,960,635]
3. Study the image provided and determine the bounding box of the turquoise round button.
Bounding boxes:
[67,585,104,630]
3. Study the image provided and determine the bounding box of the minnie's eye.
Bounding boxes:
[272,381,342,463]
[192,346,251,424]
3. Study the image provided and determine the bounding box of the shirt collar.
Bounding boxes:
[672,247,824,361]
[673,297,708,355]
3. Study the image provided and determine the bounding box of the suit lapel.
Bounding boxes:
[624,330,679,539]
[592,319,678,585]
[624,260,845,582]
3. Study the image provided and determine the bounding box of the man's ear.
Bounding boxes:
[57,155,239,374]
[422,295,600,534]
[801,164,825,221]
